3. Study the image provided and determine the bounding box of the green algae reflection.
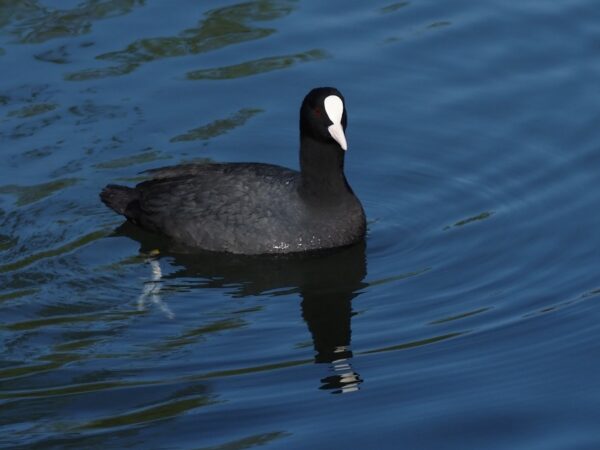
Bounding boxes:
[79,385,218,430]
[66,0,297,81]
[0,178,79,207]
[196,432,291,450]
[94,149,169,169]
[170,108,263,142]
[0,229,108,273]
[7,103,57,118]
[380,2,410,14]
[444,211,494,230]
[187,49,328,80]
[1,0,144,43]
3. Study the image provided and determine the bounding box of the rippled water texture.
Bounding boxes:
[2,1,600,449]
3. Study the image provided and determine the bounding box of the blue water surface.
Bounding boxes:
[1,1,600,449]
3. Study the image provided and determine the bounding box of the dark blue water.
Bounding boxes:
[2,1,600,448]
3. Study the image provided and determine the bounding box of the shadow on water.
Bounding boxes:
[115,222,368,394]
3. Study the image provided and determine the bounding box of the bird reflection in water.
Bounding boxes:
[324,346,361,394]
[137,255,175,320]
[115,222,367,394]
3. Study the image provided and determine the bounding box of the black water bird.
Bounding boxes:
[100,87,365,254]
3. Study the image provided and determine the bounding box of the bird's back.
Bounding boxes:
[106,163,313,253]
[102,162,364,254]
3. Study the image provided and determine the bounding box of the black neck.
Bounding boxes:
[299,136,351,201]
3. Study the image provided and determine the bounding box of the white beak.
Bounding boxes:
[324,95,348,151]
[328,122,348,151]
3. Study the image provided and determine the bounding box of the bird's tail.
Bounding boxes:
[100,184,138,216]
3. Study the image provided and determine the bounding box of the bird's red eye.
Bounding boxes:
[314,107,322,117]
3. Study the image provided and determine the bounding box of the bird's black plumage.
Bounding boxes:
[100,87,366,254]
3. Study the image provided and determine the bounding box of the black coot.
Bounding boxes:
[100,87,366,254]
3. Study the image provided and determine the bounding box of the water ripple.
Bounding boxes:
[1,0,600,447]
[170,108,263,143]
[65,0,297,81]
[186,49,328,80]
